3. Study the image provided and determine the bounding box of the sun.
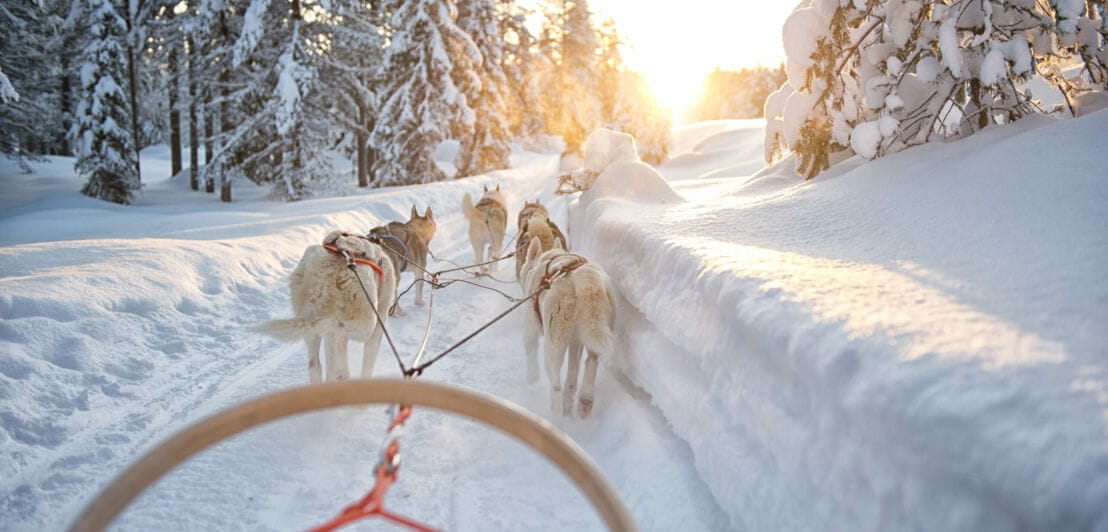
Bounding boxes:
[639,65,705,119]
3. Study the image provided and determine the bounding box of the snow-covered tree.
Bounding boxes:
[767,0,1108,179]
[539,0,601,155]
[591,20,671,164]
[323,0,386,187]
[75,0,140,204]
[211,0,334,201]
[595,17,624,121]
[455,0,512,178]
[371,0,478,185]
[689,66,787,121]
[607,70,673,165]
[497,0,545,141]
[0,0,78,164]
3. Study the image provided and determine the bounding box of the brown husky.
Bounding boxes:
[461,184,508,273]
[514,200,566,279]
[367,205,436,316]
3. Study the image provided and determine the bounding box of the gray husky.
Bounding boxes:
[367,206,436,316]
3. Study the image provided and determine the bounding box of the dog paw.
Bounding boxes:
[577,397,594,418]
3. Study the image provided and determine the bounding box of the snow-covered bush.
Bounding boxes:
[767,0,1108,179]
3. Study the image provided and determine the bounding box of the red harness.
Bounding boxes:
[324,243,385,284]
[532,253,588,327]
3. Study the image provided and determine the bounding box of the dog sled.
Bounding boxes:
[70,379,636,532]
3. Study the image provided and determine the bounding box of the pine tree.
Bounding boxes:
[540,0,601,155]
[496,0,544,141]
[371,0,478,185]
[608,70,672,165]
[75,0,140,204]
[768,1,1108,179]
[593,17,671,165]
[688,66,787,121]
[324,0,386,187]
[0,0,78,163]
[209,0,334,201]
[455,0,512,178]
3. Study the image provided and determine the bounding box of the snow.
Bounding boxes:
[979,49,1006,86]
[0,68,18,104]
[3,110,1108,531]
[939,16,963,78]
[850,120,882,159]
[781,7,823,90]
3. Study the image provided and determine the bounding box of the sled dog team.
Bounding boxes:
[257,184,616,418]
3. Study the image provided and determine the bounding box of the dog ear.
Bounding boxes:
[496,184,500,191]
[526,237,543,264]
[483,185,488,193]
[424,206,433,219]
[411,205,418,219]
[323,230,343,246]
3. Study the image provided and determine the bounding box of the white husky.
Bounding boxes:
[256,231,397,384]
[519,237,617,418]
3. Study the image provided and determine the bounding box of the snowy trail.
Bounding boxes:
[1,151,729,530]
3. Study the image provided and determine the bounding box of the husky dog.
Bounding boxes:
[461,184,508,273]
[514,200,566,280]
[519,237,616,418]
[367,205,436,316]
[256,231,397,384]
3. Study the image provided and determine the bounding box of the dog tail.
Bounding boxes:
[461,192,481,222]
[252,318,321,342]
[578,278,617,357]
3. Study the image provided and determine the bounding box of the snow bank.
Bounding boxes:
[570,111,1108,530]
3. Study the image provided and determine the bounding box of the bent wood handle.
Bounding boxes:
[70,379,637,532]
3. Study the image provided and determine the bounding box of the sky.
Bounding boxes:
[588,1,796,115]
[2,104,1106,530]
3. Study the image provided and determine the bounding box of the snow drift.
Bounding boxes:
[571,110,1108,530]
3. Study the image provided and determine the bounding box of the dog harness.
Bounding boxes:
[532,253,589,329]
[322,235,385,284]
[366,225,410,273]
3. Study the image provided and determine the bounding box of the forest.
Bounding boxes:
[0,0,674,203]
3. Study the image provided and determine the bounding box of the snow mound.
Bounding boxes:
[559,128,647,194]
[583,128,639,174]
[586,160,682,205]
[662,121,767,181]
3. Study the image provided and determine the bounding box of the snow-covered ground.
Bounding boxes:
[2,111,1107,531]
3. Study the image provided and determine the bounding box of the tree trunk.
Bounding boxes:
[125,12,142,184]
[357,131,368,187]
[187,36,199,191]
[357,100,368,187]
[169,47,182,177]
[365,112,377,185]
[59,56,73,155]
[219,10,232,203]
[204,106,214,193]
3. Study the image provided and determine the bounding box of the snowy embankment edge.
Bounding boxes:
[567,181,1108,531]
